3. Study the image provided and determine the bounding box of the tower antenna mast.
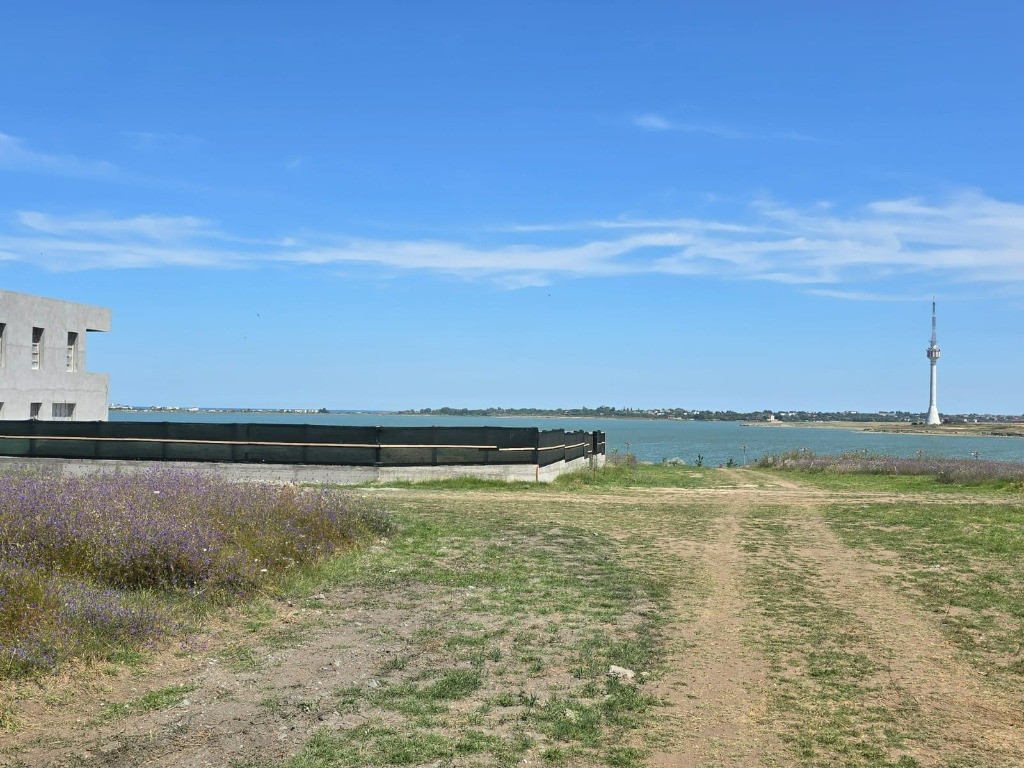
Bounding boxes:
[931,299,937,345]
[925,298,941,425]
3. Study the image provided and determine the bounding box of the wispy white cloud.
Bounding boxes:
[632,113,750,138]
[3,190,1024,298]
[0,131,199,188]
[632,113,675,131]
[18,211,215,241]
[497,217,759,234]
[285,156,303,171]
[0,237,242,270]
[806,289,924,302]
[4,212,255,270]
[0,132,122,180]
[631,113,828,142]
[280,232,689,277]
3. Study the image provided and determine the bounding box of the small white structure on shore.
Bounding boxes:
[0,290,111,421]
[925,300,941,425]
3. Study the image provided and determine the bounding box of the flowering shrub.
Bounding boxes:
[756,450,1024,485]
[0,468,390,676]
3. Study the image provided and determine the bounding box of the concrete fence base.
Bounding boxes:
[0,454,605,484]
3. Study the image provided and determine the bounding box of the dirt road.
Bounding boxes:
[3,471,1023,767]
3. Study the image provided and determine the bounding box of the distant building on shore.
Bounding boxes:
[0,290,111,421]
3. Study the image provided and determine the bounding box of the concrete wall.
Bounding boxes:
[0,290,111,421]
[0,454,604,485]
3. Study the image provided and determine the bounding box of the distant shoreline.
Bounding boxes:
[108,408,1024,435]
[108,409,668,422]
[742,421,1024,438]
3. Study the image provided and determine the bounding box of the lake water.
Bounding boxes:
[109,412,1024,466]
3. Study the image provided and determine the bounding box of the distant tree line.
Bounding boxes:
[393,406,1024,423]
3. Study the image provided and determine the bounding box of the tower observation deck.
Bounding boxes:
[925,300,941,425]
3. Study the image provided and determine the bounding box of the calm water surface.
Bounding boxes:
[110,412,1024,466]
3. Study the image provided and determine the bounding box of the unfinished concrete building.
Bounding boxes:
[0,290,111,421]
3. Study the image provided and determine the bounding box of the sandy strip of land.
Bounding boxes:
[741,420,1024,437]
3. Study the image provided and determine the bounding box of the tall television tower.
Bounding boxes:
[925,299,941,425]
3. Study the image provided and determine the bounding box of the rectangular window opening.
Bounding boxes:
[0,323,5,368]
[29,402,41,420]
[31,327,43,370]
[52,402,76,420]
[67,332,78,372]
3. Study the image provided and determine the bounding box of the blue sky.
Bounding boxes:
[1,1,1022,413]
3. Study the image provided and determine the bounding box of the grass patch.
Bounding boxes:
[100,684,195,721]
[105,648,146,666]
[757,451,1024,492]
[825,500,1024,682]
[741,508,922,767]
[606,745,646,768]
[553,463,731,490]
[218,643,262,673]
[373,463,734,492]
[262,623,317,651]
[424,668,482,700]
[266,485,672,768]
[373,476,539,491]
[0,698,16,732]
[281,725,533,768]
[348,669,484,720]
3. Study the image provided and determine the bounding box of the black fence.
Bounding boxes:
[0,421,606,468]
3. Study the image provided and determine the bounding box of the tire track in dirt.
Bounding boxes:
[786,508,1024,766]
[646,500,780,768]
[442,474,1024,766]
[7,476,1018,767]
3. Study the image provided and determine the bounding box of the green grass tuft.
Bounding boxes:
[101,684,195,721]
